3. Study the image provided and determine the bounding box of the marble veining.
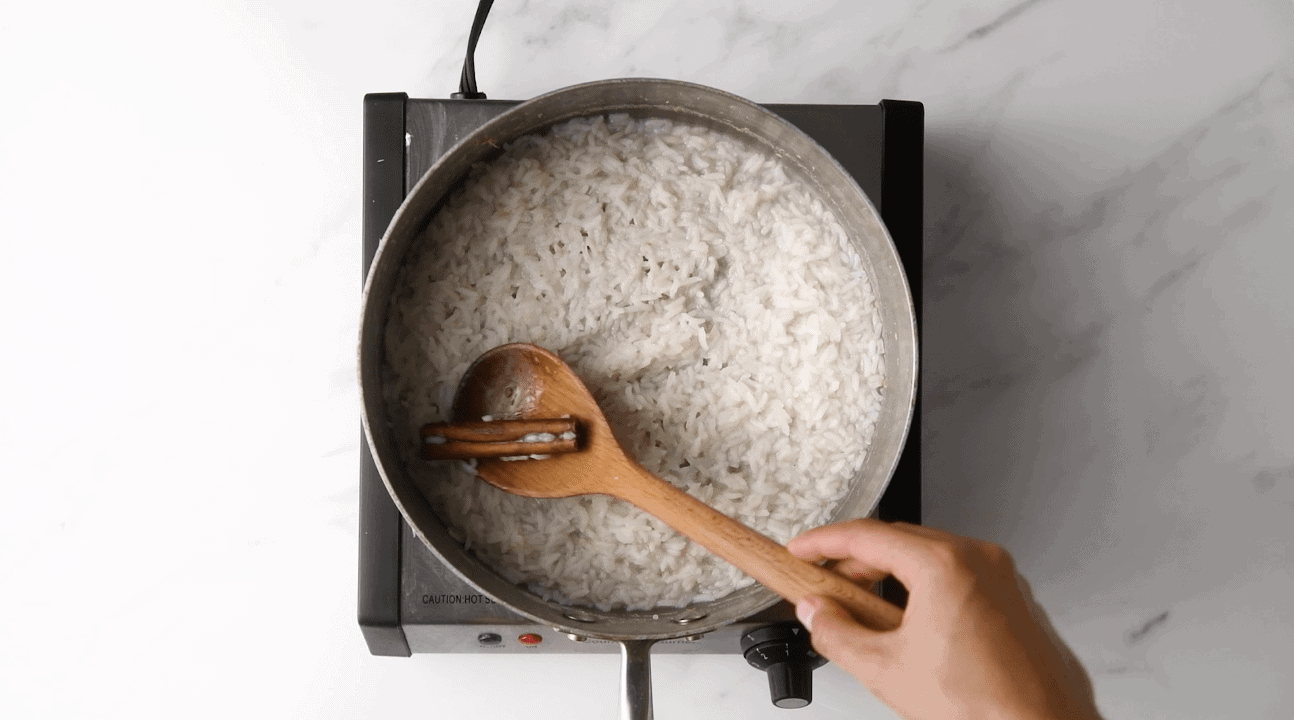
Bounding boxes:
[941,0,1054,52]
[2,0,1292,718]
[1125,609,1171,646]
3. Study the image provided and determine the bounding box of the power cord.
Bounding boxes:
[452,0,496,99]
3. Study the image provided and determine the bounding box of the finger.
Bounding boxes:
[787,519,944,587]
[888,521,957,541]
[796,595,887,685]
[829,557,889,586]
[789,519,933,560]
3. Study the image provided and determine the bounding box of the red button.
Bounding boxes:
[517,633,543,646]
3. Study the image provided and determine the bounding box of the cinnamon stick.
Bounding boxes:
[420,418,579,460]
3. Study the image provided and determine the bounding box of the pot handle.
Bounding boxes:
[619,639,656,720]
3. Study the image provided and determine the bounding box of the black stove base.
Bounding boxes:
[358,92,922,659]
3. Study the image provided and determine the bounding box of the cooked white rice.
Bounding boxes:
[383,113,884,610]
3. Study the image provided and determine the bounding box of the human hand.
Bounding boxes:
[787,520,1101,720]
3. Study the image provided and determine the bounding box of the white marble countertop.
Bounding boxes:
[3,1,1292,717]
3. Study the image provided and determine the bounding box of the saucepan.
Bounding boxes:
[358,77,917,719]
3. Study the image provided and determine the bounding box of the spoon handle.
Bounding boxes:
[615,465,903,632]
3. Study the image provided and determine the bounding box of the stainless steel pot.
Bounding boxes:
[359,78,917,719]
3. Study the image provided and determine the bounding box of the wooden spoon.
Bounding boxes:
[450,343,903,632]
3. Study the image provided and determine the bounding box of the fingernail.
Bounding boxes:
[796,596,823,632]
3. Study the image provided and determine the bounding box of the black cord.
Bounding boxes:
[452,0,495,99]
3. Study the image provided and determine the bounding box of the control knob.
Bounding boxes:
[741,622,828,709]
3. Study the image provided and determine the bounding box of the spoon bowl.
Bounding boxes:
[451,343,903,632]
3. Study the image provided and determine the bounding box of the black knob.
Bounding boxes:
[741,622,828,709]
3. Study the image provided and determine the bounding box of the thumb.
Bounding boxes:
[797,595,886,684]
